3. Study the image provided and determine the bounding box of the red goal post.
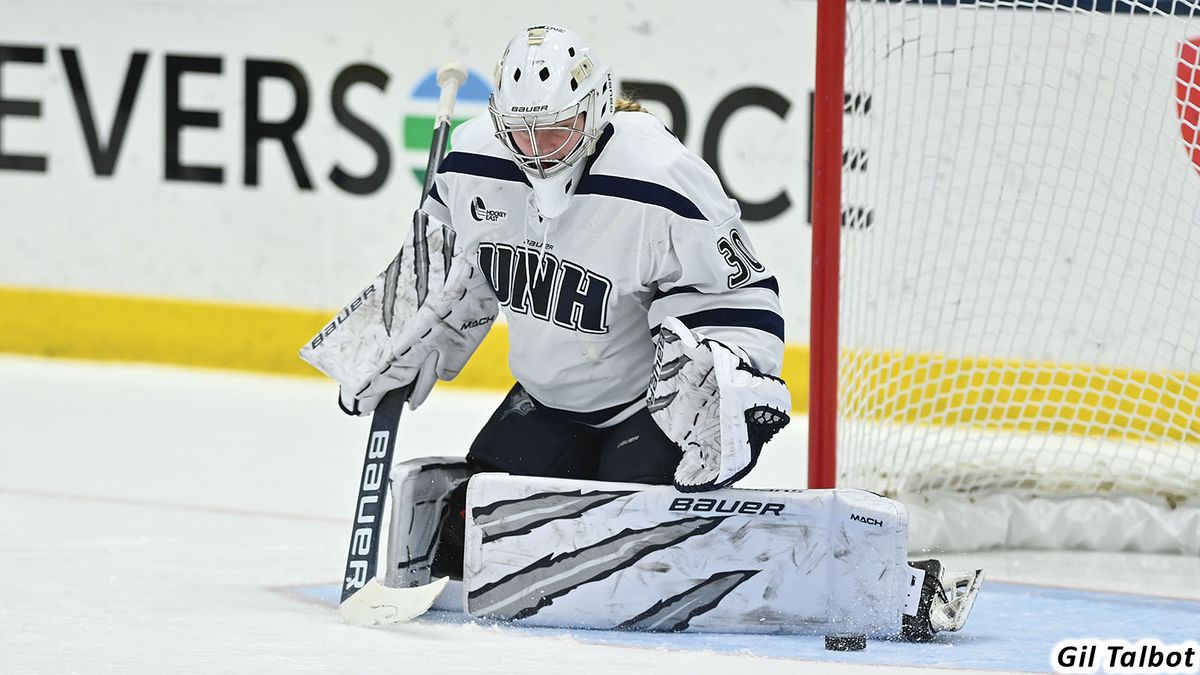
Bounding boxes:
[809,0,1200,553]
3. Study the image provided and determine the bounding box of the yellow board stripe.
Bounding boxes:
[842,350,1200,444]
[7,286,1198,444]
[2,286,321,377]
[7,286,1197,445]
[0,285,515,390]
[0,286,810,407]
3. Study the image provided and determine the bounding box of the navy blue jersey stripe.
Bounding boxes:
[437,151,530,186]
[428,182,447,206]
[582,123,615,174]
[652,276,780,301]
[576,174,705,220]
[746,277,780,295]
[652,285,702,301]
[670,308,785,342]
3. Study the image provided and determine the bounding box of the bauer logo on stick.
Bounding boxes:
[344,429,391,593]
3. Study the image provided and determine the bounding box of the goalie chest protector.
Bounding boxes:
[462,474,912,636]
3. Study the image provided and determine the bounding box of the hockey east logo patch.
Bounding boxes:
[471,197,508,223]
[477,242,612,334]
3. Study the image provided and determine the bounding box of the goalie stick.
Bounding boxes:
[338,62,467,628]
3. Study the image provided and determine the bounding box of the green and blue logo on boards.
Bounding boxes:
[403,68,494,186]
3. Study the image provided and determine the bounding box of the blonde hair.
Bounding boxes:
[615,96,648,113]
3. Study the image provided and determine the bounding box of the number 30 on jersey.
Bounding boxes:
[717,230,765,288]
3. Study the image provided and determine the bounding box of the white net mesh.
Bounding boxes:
[838,0,1200,509]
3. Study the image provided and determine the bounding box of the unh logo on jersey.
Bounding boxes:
[477,243,612,334]
[471,197,508,222]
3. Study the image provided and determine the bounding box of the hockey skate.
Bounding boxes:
[902,559,985,642]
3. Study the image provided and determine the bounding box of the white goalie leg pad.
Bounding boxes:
[384,457,473,590]
[463,474,912,636]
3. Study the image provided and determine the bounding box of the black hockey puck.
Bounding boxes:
[825,633,867,651]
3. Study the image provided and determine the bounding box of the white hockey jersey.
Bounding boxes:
[422,111,784,425]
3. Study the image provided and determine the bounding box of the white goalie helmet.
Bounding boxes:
[489,25,615,217]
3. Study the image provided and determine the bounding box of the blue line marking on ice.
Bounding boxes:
[291,581,1200,672]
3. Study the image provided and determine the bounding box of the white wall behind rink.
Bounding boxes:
[0,0,818,341]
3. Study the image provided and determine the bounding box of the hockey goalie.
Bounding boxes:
[301,24,983,640]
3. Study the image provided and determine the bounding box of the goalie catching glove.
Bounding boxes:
[648,317,792,492]
[299,214,498,414]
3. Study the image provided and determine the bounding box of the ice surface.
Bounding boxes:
[1,355,1197,674]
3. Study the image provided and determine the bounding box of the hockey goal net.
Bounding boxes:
[811,0,1200,553]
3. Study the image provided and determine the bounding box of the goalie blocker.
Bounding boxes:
[385,459,983,638]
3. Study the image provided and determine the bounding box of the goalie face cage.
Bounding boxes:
[810,0,1200,552]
